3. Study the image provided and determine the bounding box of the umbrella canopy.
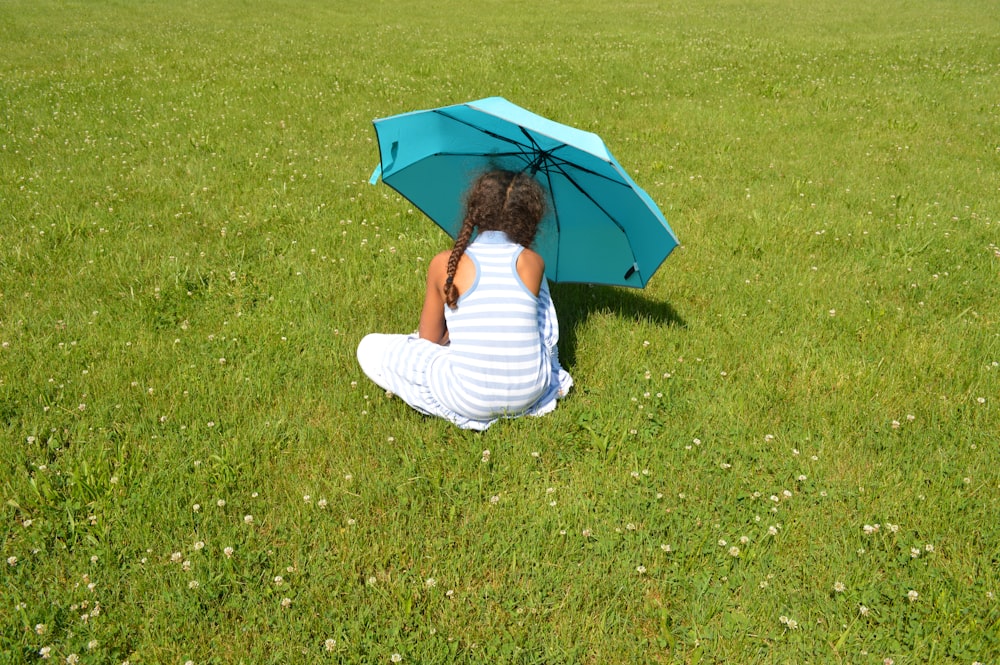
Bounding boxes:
[369,96,678,288]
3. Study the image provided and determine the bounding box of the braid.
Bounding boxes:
[444,216,475,309]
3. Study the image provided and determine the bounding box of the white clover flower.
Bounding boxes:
[660,544,671,552]
[324,638,336,652]
[39,646,52,660]
[188,580,199,589]
[281,597,292,608]
[244,514,254,524]
[35,624,46,635]
[171,552,183,563]
[216,499,226,507]
[910,547,921,558]
[425,578,436,588]
[273,576,284,586]
[224,547,234,558]
[907,589,918,602]
[391,654,403,663]
[728,546,740,558]
[6,556,16,566]
[858,604,870,616]
[193,541,205,551]
[925,543,934,552]
[318,498,328,508]
[87,640,98,650]
[636,565,647,574]
[834,582,846,593]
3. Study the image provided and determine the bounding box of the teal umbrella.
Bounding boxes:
[369,97,678,288]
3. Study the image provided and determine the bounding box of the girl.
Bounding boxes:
[357,169,573,430]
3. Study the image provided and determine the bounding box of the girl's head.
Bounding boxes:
[464,170,546,247]
[444,170,546,308]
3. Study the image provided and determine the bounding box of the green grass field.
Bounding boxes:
[2,0,998,662]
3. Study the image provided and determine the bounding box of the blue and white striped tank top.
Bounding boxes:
[429,230,551,420]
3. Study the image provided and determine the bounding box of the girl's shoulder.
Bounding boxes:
[427,250,450,277]
[515,248,545,296]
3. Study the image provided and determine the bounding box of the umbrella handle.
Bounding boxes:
[369,163,382,185]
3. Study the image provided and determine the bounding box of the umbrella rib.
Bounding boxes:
[433,150,538,166]
[544,159,630,236]
[543,157,642,281]
[432,109,536,153]
[538,162,562,282]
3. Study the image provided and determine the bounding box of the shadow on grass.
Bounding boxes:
[550,283,686,369]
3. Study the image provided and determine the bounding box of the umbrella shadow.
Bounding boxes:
[550,284,686,369]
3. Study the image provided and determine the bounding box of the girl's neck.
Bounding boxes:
[475,229,512,244]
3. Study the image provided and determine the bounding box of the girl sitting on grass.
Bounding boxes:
[357,169,573,430]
